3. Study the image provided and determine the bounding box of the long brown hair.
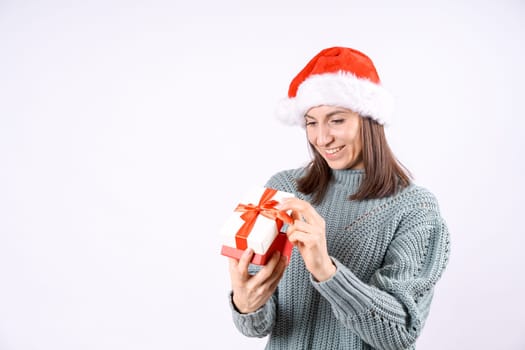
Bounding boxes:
[297,116,411,204]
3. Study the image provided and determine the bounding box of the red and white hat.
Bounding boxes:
[276,46,394,126]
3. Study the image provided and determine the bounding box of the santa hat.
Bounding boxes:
[276,46,394,126]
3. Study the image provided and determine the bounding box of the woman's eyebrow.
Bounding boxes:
[325,110,348,118]
[305,109,348,120]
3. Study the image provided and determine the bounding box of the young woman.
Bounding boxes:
[227,46,450,350]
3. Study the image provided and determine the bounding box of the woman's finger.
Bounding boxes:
[264,257,287,291]
[287,230,314,245]
[252,251,282,285]
[279,198,323,226]
[230,248,254,280]
[288,220,316,234]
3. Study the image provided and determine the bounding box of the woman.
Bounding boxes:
[227,47,450,350]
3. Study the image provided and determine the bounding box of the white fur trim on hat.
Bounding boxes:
[276,72,394,127]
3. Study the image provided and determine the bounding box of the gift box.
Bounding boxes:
[220,187,295,265]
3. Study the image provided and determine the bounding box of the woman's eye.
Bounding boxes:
[305,121,317,127]
[331,119,345,124]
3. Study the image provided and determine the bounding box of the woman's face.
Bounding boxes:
[305,105,364,170]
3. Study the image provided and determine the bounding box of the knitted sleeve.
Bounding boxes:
[229,289,277,337]
[312,190,450,350]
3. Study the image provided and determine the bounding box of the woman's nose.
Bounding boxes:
[316,125,333,146]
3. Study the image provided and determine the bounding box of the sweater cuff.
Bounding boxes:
[228,292,275,337]
[310,257,373,317]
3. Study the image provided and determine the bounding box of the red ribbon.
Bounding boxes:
[234,188,293,250]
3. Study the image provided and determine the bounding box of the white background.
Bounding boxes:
[1,0,524,349]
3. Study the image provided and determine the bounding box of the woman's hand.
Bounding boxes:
[229,248,287,314]
[278,198,336,282]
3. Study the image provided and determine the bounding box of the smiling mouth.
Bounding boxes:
[324,146,344,155]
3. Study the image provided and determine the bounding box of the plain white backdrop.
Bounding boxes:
[0,0,524,349]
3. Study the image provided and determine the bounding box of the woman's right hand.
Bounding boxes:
[229,249,287,314]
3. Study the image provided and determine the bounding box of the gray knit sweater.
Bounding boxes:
[229,168,450,350]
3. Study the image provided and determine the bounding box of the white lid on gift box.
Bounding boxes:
[220,187,294,255]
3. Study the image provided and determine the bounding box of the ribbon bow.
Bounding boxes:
[234,188,293,250]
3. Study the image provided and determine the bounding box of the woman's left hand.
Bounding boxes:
[278,197,336,282]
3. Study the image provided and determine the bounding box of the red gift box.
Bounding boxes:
[220,187,294,265]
